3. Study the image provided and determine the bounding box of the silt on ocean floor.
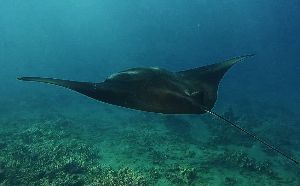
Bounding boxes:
[0,102,299,185]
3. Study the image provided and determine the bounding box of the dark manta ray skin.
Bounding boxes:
[18,55,298,164]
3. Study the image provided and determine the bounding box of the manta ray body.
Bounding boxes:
[18,55,298,164]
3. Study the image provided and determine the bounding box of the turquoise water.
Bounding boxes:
[1,1,299,185]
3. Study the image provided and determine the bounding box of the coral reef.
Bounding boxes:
[208,150,277,178]
[0,119,147,186]
[0,107,299,186]
[90,166,147,186]
[147,165,198,186]
[165,165,197,185]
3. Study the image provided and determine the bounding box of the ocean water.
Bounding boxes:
[0,0,300,185]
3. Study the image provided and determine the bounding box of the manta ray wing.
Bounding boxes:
[177,54,255,110]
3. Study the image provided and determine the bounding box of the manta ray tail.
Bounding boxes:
[202,107,299,164]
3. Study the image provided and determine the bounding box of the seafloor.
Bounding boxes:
[0,97,299,186]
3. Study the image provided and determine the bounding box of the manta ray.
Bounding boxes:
[18,55,298,164]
